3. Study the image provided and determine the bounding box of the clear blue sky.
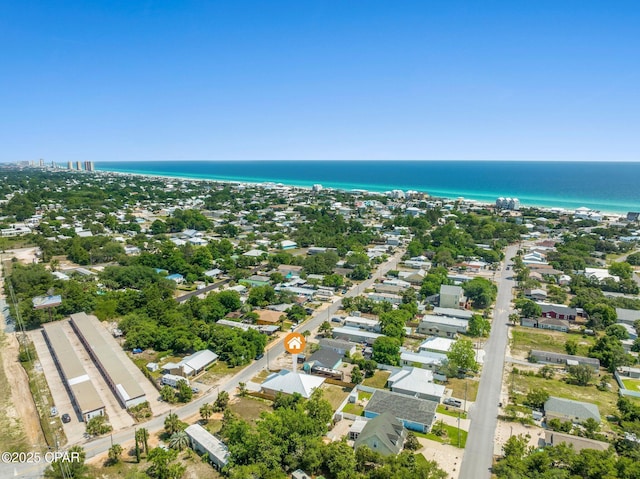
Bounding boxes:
[1,1,639,163]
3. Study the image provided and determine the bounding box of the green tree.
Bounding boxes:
[164,413,183,436]
[351,365,363,384]
[324,440,357,479]
[565,339,578,355]
[463,277,497,309]
[590,334,631,372]
[147,447,186,479]
[86,415,112,436]
[404,432,421,451]
[610,261,633,280]
[319,321,333,337]
[200,402,214,422]
[516,299,542,318]
[136,427,150,456]
[160,385,177,403]
[605,324,629,340]
[502,434,531,461]
[107,443,123,465]
[213,390,230,412]
[525,389,549,409]
[168,430,190,451]
[176,379,193,403]
[567,364,594,386]
[446,339,479,373]
[372,336,401,366]
[44,445,87,479]
[468,314,491,337]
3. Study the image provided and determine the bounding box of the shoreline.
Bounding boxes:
[93,167,628,218]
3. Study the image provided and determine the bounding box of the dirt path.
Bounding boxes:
[0,330,45,449]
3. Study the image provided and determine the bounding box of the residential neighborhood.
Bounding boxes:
[1,165,640,479]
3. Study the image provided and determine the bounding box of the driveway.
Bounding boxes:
[458,245,517,479]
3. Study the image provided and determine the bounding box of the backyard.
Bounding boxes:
[446,377,479,402]
[621,378,640,392]
[362,370,390,389]
[511,328,594,357]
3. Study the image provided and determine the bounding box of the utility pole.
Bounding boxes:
[464,381,468,413]
[457,412,461,448]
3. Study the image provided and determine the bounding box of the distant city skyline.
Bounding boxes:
[1,1,639,163]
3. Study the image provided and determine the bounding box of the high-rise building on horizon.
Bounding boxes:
[39,158,44,167]
[84,161,94,172]
[67,161,73,170]
[75,161,82,171]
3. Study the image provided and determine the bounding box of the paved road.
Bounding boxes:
[2,248,404,478]
[458,244,518,479]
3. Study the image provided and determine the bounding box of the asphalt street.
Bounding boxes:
[458,244,518,479]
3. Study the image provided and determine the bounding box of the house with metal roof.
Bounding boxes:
[364,389,437,433]
[400,350,446,370]
[318,338,357,356]
[616,308,640,325]
[332,326,382,345]
[260,370,326,399]
[419,337,456,355]
[537,303,577,321]
[544,397,601,424]
[529,350,600,371]
[354,411,407,456]
[184,424,229,470]
[163,349,218,377]
[433,307,474,320]
[544,431,609,452]
[387,367,445,402]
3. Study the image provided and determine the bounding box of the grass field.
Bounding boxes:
[342,403,364,415]
[511,372,619,417]
[230,397,272,423]
[362,370,390,389]
[511,328,594,357]
[622,378,640,392]
[446,378,479,402]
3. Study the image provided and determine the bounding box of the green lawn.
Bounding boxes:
[197,361,246,385]
[511,372,619,417]
[321,384,352,411]
[437,404,468,419]
[445,378,479,402]
[362,370,390,389]
[416,423,467,448]
[342,403,364,415]
[622,378,640,392]
[511,328,594,356]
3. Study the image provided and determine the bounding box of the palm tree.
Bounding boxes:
[238,382,248,397]
[169,430,190,451]
[199,403,214,422]
[164,413,182,436]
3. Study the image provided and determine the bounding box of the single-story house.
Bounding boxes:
[525,289,548,301]
[616,308,640,325]
[537,303,578,321]
[166,273,185,284]
[544,396,601,424]
[343,316,381,333]
[318,338,356,356]
[184,424,229,470]
[280,240,297,250]
[204,268,222,278]
[366,292,403,305]
[520,317,569,333]
[419,337,456,355]
[306,348,343,370]
[417,315,468,337]
[163,349,218,377]
[261,370,326,399]
[529,350,600,371]
[332,327,382,345]
[400,350,446,370]
[353,411,406,456]
[364,389,437,433]
[255,309,284,326]
[544,430,609,452]
[432,307,474,320]
[387,367,445,402]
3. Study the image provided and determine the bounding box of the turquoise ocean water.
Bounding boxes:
[96,161,640,214]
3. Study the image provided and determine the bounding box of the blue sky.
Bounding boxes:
[1,1,639,163]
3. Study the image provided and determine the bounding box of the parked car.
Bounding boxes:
[61,413,71,423]
[50,406,58,416]
[132,348,143,354]
[254,353,264,360]
[191,387,200,394]
[443,398,462,407]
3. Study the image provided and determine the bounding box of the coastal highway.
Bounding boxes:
[458,244,517,479]
[2,248,404,478]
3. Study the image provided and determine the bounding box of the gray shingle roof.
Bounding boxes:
[365,389,437,427]
[354,411,404,455]
[544,396,601,423]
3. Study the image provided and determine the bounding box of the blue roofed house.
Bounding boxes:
[166,273,185,284]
